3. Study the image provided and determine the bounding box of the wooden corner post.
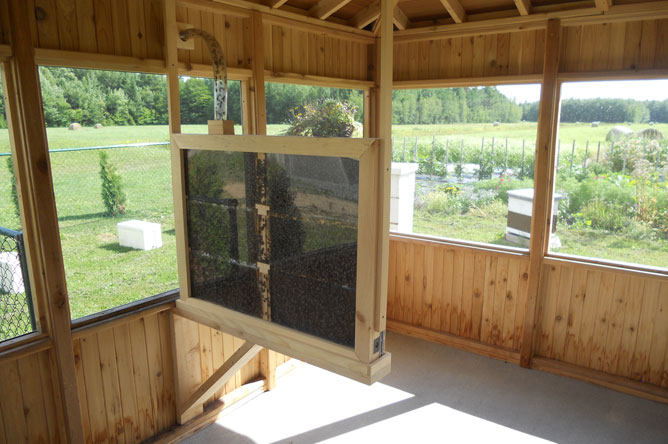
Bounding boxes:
[5,2,84,442]
[520,19,562,368]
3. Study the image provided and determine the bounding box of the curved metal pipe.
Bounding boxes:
[179,28,228,121]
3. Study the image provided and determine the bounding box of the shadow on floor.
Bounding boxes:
[188,332,668,444]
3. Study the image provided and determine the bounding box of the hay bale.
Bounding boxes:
[605,125,633,142]
[68,123,82,131]
[591,121,600,127]
[94,123,104,129]
[637,128,664,140]
[493,121,500,127]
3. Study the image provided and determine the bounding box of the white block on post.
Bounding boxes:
[0,252,25,293]
[117,220,163,251]
[390,162,419,233]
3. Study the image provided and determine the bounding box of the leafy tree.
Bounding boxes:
[284,99,357,137]
[6,157,20,219]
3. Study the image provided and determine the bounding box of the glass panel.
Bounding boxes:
[549,80,668,270]
[391,85,541,250]
[185,149,359,347]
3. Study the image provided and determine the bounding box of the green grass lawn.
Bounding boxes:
[0,121,666,328]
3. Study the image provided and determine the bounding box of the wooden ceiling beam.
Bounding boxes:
[594,0,613,11]
[309,0,352,20]
[393,4,410,30]
[439,0,467,24]
[268,0,289,8]
[351,0,381,29]
[514,0,532,16]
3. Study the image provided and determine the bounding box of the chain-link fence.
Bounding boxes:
[0,226,36,342]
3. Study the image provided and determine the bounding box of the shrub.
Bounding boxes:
[285,99,357,138]
[6,157,20,219]
[474,176,534,203]
[98,151,127,216]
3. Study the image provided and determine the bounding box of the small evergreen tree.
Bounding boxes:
[285,99,357,137]
[98,151,127,216]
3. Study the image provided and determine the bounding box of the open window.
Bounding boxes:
[390,85,541,251]
[548,80,668,271]
[171,134,390,384]
[36,66,179,322]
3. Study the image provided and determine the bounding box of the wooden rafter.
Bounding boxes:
[514,0,532,16]
[439,0,467,23]
[268,0,289,8]
[309,0,352,20]
[178,342,263,423]
[351,0,381,29]
[393,4,410,30]
[595,0,613,11]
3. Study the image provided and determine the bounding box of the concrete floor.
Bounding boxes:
[185,332,668,444]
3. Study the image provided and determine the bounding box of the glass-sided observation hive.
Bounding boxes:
[171,134,390,384]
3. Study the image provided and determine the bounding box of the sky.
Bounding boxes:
[497,79,668,103]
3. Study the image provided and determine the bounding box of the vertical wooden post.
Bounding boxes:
[372,0,393,335]
[520,19,562,368]
[249,10,277,391]
[4,2,84,442]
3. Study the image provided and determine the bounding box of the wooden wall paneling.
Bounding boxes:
[615,276,644,378]
[129,0,149,59]
[439,39,451,79]
[393,239,406,322]
[588,271,615,372]
[533,29,545,74]
[623,20,643,70]
[176,5,190,65]
[513,260,530,350]
[422,246,434,329]
[483,34,497,77]
[80,334,109,442]
[55,0,79,51]
[480,256,498,344]
[145,0,164,60]
[96,329,124,443]
[111,0,133,57]
[576,270,602,367]
[519,30,536,74]
[0,359,29,442]
[430,246,444,331]
[501,258,520,348]
[157,311,176,428]
[491,256,509,345]
[187,7,203,64]
[647,281,668,386]
[562,267,588,365]
[460,36,473,77]
[35,0,60,50]
[495,33,510,75]
[73,340,93,442]
[471,35,485,77]
[39,350,67,443]
[411,243,425,327]
[198,325,215,404]
[211,329,225,399]
[387,240,397,322]
[129,318,157,439]
[550,265,573,361]
[655,19,668,68]
[508,31,522,75]
[113,324,142,443]
[93,0,115,54]
[578,25,598,72]
[199,3,215,65]
[467,253,483,340]
[439,247,453,333]
[450,250,465,336]
[144,314,167,433]
[638,20,658,70]
[0,0,9,45]
[75,0,97,53]
[262,23,272,70]
[602,274,630,374]
[19,353,52,443]
[630,279,661,382]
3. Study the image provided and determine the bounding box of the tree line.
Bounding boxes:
[521,98,668,123]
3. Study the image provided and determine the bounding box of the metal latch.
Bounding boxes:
[373,331,386,356]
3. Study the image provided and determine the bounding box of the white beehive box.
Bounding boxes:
[0,252,25,293]
[117,220,163,251]
[390,162,419,233]
[506,188,563,248]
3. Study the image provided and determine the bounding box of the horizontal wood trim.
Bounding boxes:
[390,232,530,259]
[0,336,52,363]
[396,19,549,43]
[531,357,668,404]
[0,331,47,355]
[178,63,252,79]
[172,134,378,159]
[266,71,374,89]
[35,48,166,73]
[543,256,668,280]
[177,0,252,18]
[71,296,177,339]
[388,320,521,364]
[558,69,668,82]
[393,75,543,89]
